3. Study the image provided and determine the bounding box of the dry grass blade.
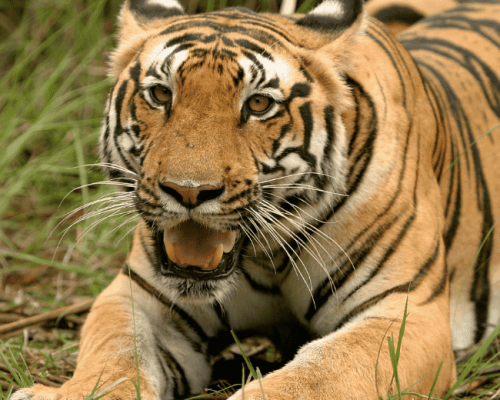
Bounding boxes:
[0,299,93,336]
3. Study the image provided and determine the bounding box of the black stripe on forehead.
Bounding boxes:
[158,19,291,47]
[241,49,266,84]
[145,64,165,80]
[235,39,274,61]
[165,32,236,50]
[159,7,292,39]
[188,46,238,60]
[165,33,204,47]
[150,32,277,74]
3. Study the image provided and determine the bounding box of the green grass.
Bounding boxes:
[0,1,135,394]
[0,0,129,295]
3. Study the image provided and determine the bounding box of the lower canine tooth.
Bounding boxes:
[208,244,224,270]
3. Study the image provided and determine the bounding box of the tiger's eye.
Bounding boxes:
[247,95,272,114]
[151,86,172,103]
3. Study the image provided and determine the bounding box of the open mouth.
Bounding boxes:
[155,220,243,280]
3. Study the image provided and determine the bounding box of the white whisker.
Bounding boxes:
[259,171,340,185]
[248,208,315,302]
[260,194,354,284]
[259,199,337,294]
[258,201,328,277]
[262,183,347,197]
[240,211,277,272]
[77,162,139,177]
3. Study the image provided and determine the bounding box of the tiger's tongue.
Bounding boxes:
[163,221,238,270]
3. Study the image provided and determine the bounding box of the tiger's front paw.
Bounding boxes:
[10,381,140,400]
[10,385,65,400]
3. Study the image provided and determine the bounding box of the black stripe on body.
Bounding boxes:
[334,240,441,330]
[367,21,411,109]
[242,269,281,295]
[305,203,416,321]
[421,77,455,184]
[418,73,462,255]
[374,6,424,25]
[401,24,498,340]
[213,301,230,329]
[305,23,425,322]
[124,267,209,343]
[303,90,392,320]
[335,77,378,213]
[156,339,190,398]
[402,10,500,51]
[423,254,448,304]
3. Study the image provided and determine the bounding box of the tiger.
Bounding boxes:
[12,0,500,399]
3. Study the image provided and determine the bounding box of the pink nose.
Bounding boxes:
[159,181,223,208]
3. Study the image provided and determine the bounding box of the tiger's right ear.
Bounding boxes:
[110,0,186,79]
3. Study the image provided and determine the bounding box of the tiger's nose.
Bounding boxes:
[159,181,224,208]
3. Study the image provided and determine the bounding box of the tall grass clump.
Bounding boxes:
[0,0,128,291]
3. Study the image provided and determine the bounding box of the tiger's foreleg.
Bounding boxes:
[229,291,456,400]
[11,272,212,400]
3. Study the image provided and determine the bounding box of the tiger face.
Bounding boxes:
[100,3,364,301]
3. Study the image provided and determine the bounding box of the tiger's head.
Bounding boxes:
[100,0,365,302]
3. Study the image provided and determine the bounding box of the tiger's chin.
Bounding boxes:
[155,273,242,304]
[152,222,245,303]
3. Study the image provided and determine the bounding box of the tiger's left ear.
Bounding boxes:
[294,0,365,69]
[119,0,185,40]
[110,0,186,79]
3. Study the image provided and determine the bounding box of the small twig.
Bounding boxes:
[0,313,24,323]
[0,327,38,340]
[489,385,500,400]
[47,374,68,384]
[0,380,18,391]
[475,366,500,377]
[453,378,489,396]
[0,299,93,335]
[32,376,61,388]
[230,344,268,358]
